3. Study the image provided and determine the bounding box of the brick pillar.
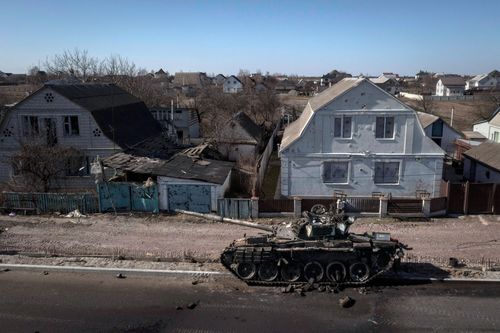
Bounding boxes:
[293,197,302,217]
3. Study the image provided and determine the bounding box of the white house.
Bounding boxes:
[369,75,400,95]
[416,112,463,156]
[0,83,162,191]
[435,76,465,96]
[279,78,445,198]
[472,107,500,142]
[223,75,243,93]
[465,74,497,91]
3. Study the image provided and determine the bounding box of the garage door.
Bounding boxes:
[167,184,211,213]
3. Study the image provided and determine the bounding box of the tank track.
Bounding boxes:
[220,249,393,288]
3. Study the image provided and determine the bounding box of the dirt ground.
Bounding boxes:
[0,213,499,269]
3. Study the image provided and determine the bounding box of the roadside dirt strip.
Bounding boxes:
[0,213,499,279]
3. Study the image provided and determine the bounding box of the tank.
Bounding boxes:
[221,199,408,285]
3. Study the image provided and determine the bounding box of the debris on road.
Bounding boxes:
[176,306,183,310]
[187,301,199,309]
[339,296,355,308]
[116,273,126,279]
[65,209,86,218]
[282,284,294,293]
[43,271,49,275]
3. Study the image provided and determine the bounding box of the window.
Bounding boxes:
[374,162,400,184]
[333,116,352,138]
[431,120,443,137]
[63,116,80,136]
[375,116,394,139]
[323,161,349,183]
[22,116,39,137]
[494,132,499,142]
[65,156,89,176]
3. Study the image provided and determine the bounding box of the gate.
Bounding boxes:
[167,184,211,213]
[468,183,494,214]
[97,182,158,213]
[218,198,252,219]
[447,183,465,214]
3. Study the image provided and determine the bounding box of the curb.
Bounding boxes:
[1,263,499,283]
[0,263,229,277]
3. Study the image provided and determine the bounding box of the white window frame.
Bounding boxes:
[322,160,350,185]
[63,115,80,137]
[333,115,353,139]
[375,116,395,140]
[373,160,402,185]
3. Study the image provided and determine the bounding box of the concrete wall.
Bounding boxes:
[281,80,445,198]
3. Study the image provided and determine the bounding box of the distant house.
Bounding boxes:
[472,107,500,142]
[216,111,264,166]
[150,107,200,143]
[416,112,463,156]
[370,76,400,95]
[465,73,498,91]
[213,74,226,86]
[435,76,465,96]
[172,72,208,89]
[153,68,169,79]
[223,75,243,93]
[274,79,296,94]
[0,83,162,191]
[463,140,500,182]
[279,78,445,198]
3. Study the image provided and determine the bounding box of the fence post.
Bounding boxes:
[492,184,497,214]
[463,181,470,215]
[293,197,302,217]
[422,198,431,217]
[251,197,259,219]
[379,197,388,218]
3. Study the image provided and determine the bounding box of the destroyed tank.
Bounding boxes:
[221,199,408,285]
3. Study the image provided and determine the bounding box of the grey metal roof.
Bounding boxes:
[416,111,439,128]
[463,140,500,172]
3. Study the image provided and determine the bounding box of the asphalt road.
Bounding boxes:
[0,269,499,333]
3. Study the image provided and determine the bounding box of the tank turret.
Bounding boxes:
[221,198,408,285]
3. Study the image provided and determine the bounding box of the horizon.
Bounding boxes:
[1,0,500,76]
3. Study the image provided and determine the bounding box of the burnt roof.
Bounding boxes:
[103,151,234,184]
[48,83,162,148]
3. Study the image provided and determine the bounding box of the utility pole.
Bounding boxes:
[451,107,454,127]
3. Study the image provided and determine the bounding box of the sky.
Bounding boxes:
[1,0,500,76]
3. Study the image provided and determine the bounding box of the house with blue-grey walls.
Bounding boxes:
[0,83,162,191]
[279,78,445,198]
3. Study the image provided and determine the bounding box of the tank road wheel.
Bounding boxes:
[349,262,370,282]
[236,263,256,280]
[258,262,279,281]
[326,261,347,282]
[304,261,324,282]
[374,252,392,270]
[281,262,302,282]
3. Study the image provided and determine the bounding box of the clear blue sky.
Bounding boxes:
[1,0,499,76]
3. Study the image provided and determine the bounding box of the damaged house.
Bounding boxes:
[103,144,234,213]
[0,82,162,191]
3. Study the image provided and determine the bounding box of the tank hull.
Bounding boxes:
[221,235,402,285]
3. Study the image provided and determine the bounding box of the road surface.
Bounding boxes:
[0,269,499,332]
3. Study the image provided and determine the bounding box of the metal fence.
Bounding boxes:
[0,192,99,214]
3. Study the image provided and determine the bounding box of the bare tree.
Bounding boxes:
[44,48,100,81]
[7,138,85,192]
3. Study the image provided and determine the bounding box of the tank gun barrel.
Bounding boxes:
[174,209,274,232]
